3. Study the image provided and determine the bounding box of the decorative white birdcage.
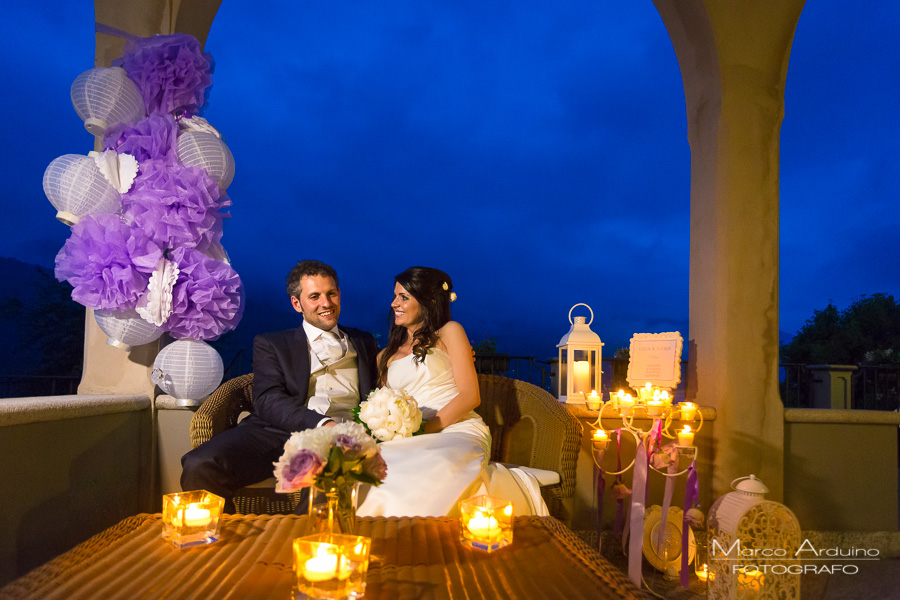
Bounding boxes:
[708,475,801,599]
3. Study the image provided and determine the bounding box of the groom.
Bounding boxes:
[180,260,379,512]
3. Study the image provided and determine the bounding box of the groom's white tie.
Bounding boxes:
[317,330,344,365]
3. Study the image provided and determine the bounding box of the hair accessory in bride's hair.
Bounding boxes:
[449,292,457,302]
[442,282,449,291]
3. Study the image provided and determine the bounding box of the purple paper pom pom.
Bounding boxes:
[115,33,214,117]
[54,213,163,310]
[164,247,244,341]
[103,114,178,164]
[122,160,230,252]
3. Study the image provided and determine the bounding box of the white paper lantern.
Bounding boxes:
[70,67,145,136]
[152,339,224,405]
[177,131,235,188]
[94,308,163,351]
[43,154,122,225]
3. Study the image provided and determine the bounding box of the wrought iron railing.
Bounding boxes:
[779,363,900,411]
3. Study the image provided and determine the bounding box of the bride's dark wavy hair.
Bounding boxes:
[377,266,454,385]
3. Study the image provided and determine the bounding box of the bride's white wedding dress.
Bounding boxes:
[356,347,548,518]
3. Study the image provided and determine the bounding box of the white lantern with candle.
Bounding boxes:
[708,475,801,600]
[556,303,604,404]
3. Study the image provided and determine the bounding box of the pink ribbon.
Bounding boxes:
[680,460,699,588]
[613,430,626,536]
[595,453,606,553]
[628,436,648,588]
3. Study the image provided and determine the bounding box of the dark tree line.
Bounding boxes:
[780,294,900,365]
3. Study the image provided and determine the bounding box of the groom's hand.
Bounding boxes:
[321,421,337,428]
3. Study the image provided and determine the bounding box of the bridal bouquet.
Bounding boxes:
[354,387,424,442]
[273,422,386,493]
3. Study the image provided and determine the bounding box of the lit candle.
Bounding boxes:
[677,425,695,447]
[659,390,670,403]
[617,392,634,411]
[586,390,601,410]
[303,546,350,582]
[181,503,211,528]
[646,399,665,417]
[638,382,654,403]
[696,563,710,582]
[591,429,609,450]
[467,512,502,540]
[573,361,591,396]
[679,402,698,420]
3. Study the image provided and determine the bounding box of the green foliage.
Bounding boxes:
[470,335,497,354]
[780,294,900,365]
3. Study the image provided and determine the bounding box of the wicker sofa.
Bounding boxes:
[189,373,582,521]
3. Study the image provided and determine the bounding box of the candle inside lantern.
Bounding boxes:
[573,360,591,396]
[738,568,763,595]
[586,390,601,410]
[677,425,695,447]
[459,495,514,552]
[696,563,711,582]
[680,402,698,420]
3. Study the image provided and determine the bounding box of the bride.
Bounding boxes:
[356,266,546,518]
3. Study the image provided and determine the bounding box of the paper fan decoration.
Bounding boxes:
[92,149,139,193]
[43,154,122,225]
[94,308,164,351]
[136,258,180,327]
[70,67,145,136]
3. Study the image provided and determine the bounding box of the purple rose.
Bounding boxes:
[361,453,388,482]
[283,449,324,489]
[334,434,362,454]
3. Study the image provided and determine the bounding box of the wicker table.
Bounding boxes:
[0,514,649,600]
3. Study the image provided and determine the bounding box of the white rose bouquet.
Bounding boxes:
[273,421,386,493]
[354,387,424,442]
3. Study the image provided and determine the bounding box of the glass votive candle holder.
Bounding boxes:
[293,533,371,600]
[591,428,609,450]
[679,402,698,421]
[694,538,713,584]
[459,495,513,552]
[585,390,602,410]
[162,490,225,548]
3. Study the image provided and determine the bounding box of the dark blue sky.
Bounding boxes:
[1,2,898,358]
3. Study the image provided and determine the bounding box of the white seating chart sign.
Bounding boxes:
[626,332,684,390]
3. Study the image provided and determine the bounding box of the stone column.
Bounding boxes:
[78,0,222,396]
[653,0,806,500]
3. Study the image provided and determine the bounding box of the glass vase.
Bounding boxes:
[307,482,359,536]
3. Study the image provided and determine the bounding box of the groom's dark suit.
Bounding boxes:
[180,323,378,509]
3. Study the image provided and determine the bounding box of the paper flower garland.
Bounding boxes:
[122,160,230,252]
[114,33,214,117]
[164,247,244,341]
[54,213,163,310]
[103,113,179,164]
[52,32,243,345]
